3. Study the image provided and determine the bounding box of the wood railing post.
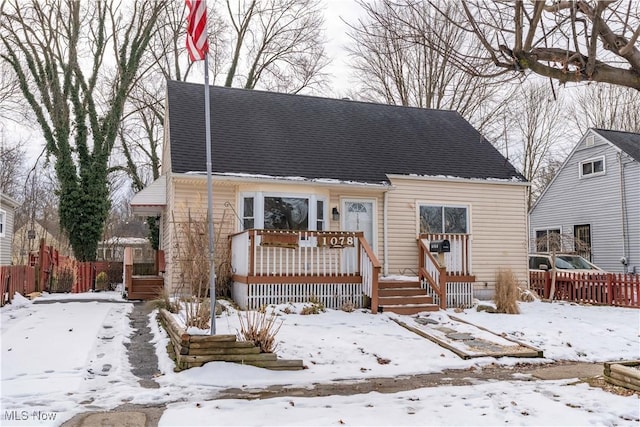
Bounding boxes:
[438,266,447,309]
[371,264,380,314]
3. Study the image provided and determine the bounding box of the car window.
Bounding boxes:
[557,255,596,270]
[529,256,551,270]
[554,257,575,269]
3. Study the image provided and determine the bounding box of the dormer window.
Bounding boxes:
[579,156,605,178]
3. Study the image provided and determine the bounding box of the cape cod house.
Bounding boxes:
[529,129,640,274]
[132,81,529,313]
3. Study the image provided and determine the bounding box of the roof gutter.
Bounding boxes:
[174,172,394,191]
[386,174,530,187]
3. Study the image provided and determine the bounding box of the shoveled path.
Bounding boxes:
[124,302,161,389]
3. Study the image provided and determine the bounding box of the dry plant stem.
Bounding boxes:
[237,310,283,353]
[494,268,520,314]
[171,209,210,329]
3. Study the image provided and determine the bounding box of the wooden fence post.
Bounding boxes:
[124,247,133,295]
[544,271,551,299]
[606,273,614,305]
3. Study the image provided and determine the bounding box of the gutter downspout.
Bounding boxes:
[618,152,629,273]
[383,189,389,276]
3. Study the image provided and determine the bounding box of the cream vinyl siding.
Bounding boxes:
[386,177,529,290]
[166,177,237,292]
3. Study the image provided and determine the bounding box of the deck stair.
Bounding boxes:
[127,275,163,301]
[377,279,439,315]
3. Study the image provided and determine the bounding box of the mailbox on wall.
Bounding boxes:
[429,239,451,253]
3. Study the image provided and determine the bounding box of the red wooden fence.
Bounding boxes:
[530,271,640,308]
[1,266,36,306]
[1,239,158,305]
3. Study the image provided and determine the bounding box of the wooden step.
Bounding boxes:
[128,276,163,301]
[376,278,438,314]
[378,295,434,305]
[379,303,440,315]
[378,280,421,289]
[379,287,428,297]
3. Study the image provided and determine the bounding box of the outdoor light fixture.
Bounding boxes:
[332,207,340,221]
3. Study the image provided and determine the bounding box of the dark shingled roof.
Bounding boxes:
[167,80,525,184]
[593,129,640,162]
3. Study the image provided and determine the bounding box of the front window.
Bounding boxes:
[419,205,468,234]
[580,156,605,178]
[243,197,254,230]
[264,197,308,230]
[241,193,326,231]
[535,228,561,252]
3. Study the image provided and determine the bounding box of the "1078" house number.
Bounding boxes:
[318,235,355,248]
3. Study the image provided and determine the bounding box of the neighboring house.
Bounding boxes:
[97,237,154,264]
[529,129,640,274]
[132,81,529,311]
[12,219,73,265]
[1,193,20,266]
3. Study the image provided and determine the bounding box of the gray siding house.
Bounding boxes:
[1,193,20,266]
[529,129,640,274]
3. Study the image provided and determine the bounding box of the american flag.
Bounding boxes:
[186,0,208,62]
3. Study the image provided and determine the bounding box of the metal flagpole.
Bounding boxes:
[203,53,216,335]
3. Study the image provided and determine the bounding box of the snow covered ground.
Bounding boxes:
[1,292,638,426]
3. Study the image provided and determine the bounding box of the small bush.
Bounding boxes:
[518,286,537,302]
[340,300,355,313]
[300,301,325,315]
[146,288,180,313]
[494,268,520,314]
[95,271,109,291]
[237,310,283,353]
[184,297,211,329]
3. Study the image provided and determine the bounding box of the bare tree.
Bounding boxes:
[501,82,571,210]
[0,139,25,199]
[571,84,640,133]
[346,0,508,134]
[1,0,167,261]
[391,1,640,91]
[222,0,329,93]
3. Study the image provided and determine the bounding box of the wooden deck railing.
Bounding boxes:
[419,233,471,276]
[418,239,447,309]
[358,235,381,314]
[530,271,640,308]
[229,229,381,312]
[417,237,476,309]
[231,229,366,279]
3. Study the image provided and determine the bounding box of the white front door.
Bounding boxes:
[342,200,375,270]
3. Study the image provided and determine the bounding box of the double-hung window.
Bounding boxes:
[535,228,561,252]
[419,204,468,234]
[240,193,326,231]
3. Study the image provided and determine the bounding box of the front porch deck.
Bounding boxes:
[230,230,476,312]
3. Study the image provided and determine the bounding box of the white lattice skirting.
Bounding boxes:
[233,282,364,310]
[424,282,474,308]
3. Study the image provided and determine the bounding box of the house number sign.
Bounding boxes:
[317,235,356,248]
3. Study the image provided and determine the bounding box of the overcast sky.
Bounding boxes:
[9,0,364,167]
[323,0,364,96]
